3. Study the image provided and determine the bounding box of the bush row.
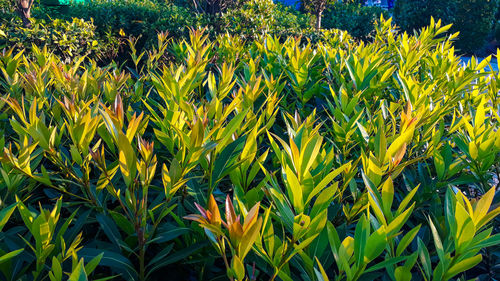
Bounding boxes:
[1,0,386,60]
[2,0,498,59]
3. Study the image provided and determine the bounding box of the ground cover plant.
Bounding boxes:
[0,15,500,281]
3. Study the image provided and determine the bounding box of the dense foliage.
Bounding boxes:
[394,0,498,54]
[30,0,313,50]
[64,0,179,37]
[220,0,309,39]
[0,17,119,60]
[322,1,387,38]
[0,16,499,280]
[2,0,499,54]
[393,0,455,32]
[451,0,499,53]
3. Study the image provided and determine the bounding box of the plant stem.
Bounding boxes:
[218,238,234,281]
[139,244,145,281]
[137,221,146,281]
[221,251,233,281]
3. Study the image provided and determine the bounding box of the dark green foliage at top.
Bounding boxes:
[38,0,312,49]
[393,0,456,32]
[451,0,498,53]
[64,0,165,36]
[219,0,310,39]
[32,0,214,51]
[496,20,500,42]
[394,0,498,54]
[64,0,171,38]
[322,2,388,38]
[0,16,119,61]
[0,0,15,20]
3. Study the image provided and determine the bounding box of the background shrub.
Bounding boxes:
[393,0,456,32]
[57,0,214,48]
[220,0,310,39]
[322,1,387,38]
[496,6,500,42]
[451,0,498,53]
[0,0,15,21]
[148,4,212,41]
[496,20,500,42]
[0,17,119,61]
[65,0,163,37]
[394,0,498,54]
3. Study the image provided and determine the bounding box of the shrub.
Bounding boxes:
[394,0,498,53]
[0,17,119,61]
[149,4,212,41]
[220,0,310,39]
[451,0,498,53]
[322,2,387,38]
[0,0,15,22]
[495,6,500,42]
[64,0,162,37]
[190,0,240,14]
[61,0,214,49]
[393,0,456,32]
[496,20,500,42]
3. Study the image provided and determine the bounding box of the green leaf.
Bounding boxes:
[0,202,18,232]
[109,211,135,235]
[148,226,190,244]
[444,254,482,280]
[231,255,245,281]
[117,132,137,187]
[79,248,137,280]
[51,257,62,281]
[147,244,173,267]
[354,215,369,266]
[217,109,249,149]
[395,266,412,281]
[396,224,421,256]
[285,165,303,213]
[314,257,329,281]
[96,214,122,249]
[68,259,88,281]
[364,256,407,273]
[417,238,432,280]
[434,150,445,179]
[356,122,370,143]
[93,276,119,281]
[396,185,419,216]
[210,136,245,192]
[327,222,341,263]
[364,226,387,262]
[305,163,348,207]
[386,203,415,235]
[0,249,23,264]
[428,217,444,261]
[85,253,104,275]
[381,178,394,218]
[471,233,500,249]
[362,170,386,225]
[310,182,339,219]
